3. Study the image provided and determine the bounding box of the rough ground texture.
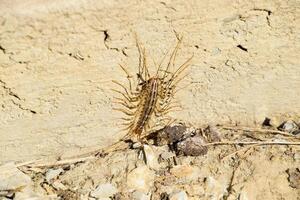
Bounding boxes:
[0,1,299,198]
[1,123,300,200]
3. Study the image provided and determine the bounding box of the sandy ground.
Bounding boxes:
[0,0,300,199]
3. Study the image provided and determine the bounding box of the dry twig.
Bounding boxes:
[221,126,297,137]
[204,141,300,146]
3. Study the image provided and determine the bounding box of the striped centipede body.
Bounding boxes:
[112,35,193,142]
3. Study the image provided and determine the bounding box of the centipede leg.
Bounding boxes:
[111,89,139,102]
[119,121,134,127]
[113,97,136,106]
[165,55,193,89]
[112,80,139,100]
[118,64,135,94]
[173,81,193,95]
[157,103,182,115]
[113,100,137,110]
[113,107,135,116]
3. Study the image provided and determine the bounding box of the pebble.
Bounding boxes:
[52,180,67,190]
[127,166,155,193]
[170,164,201,181]
[278,120,299,134]
[169,191,188,200]
[160,150,176,160]
[45,168,64,182]
[155,123,188,145]
[204,124,221,142]
[294,152,300,160]
[0,162,32,191]
[204,176,227,199]
[14,189,41,200]
[211,47,221,55]
[286,168,300,189]
[143,145,160,170]
[132,191,151,200]
[176,135,208,156]
[90,183,118,199]
[132,142,143,149]
[14,185,56,200]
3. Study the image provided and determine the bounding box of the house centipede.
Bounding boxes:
[112,35,193,142]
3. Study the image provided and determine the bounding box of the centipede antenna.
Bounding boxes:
[135,34,144,84]
[156,46,172,76]
[162,36,183,80]
[148,51,158,76]
[172,36,183,69]
[135,37,150,83]
[142,47,151,80]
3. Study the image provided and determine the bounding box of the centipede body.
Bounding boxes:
[112,35,193,142]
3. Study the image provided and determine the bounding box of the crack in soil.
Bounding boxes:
[0,79,37,114]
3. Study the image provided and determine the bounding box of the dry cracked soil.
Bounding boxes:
[0,0,300,200]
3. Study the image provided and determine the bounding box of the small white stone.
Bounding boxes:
[90,183,118,199]
[211,47,221,55]
[294,152,300,160]
[160,150,176,160]
[0,162,32,191]
[127,166,155,193]
[132,142,142,149]
[238,191,249,200]
[0,197,10,200]
[280,120,299,133]
[52,180,67,190]
[132,191,151,200]
[14,191,41,200]
[169,191,188,200]
[204,176,227,199]
[14,185,55,200]
[143,145,160,170]
[45,168,64,182]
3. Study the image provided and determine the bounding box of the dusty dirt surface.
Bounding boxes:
[2,123,300,200]
[0,0,300,199]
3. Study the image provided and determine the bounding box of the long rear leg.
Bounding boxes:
[165,55,193,91]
